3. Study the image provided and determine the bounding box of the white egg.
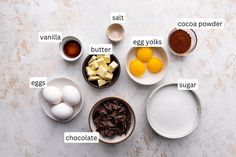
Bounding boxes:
[42,86,62,105]
[51,103,73,120]
[62,85,81,106]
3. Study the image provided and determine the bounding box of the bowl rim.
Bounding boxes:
[146,83,201,139]
[59,36,83,61]
[82,54,121,89]
[125,47,169,85]
[167,28,198,57]
[88,96,136,144]
[106,23,125,42]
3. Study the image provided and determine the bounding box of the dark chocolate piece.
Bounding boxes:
[92,99,131,138]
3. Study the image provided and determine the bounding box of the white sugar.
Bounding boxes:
[148,85,198,136]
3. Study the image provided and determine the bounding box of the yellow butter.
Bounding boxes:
[104,72,113,80]
[104,55,111,63]
[98,79,107,87]
[108,61,118,73]
[88,55,97,64]
[86,67,96,76]
[96,66,108,77]
[88,76,101,81]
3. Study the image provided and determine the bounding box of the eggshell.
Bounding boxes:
[62,85,81,106]
[51,103,73,120]
[42,86,62,105]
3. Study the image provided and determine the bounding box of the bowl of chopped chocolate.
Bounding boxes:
[89,97,136,144]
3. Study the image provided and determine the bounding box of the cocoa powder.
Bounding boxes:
[169,29,191,54]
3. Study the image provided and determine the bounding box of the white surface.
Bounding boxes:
[147,84,200,138]
[0,0,236,157]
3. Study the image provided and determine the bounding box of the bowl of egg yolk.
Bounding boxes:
[125,47,168,85]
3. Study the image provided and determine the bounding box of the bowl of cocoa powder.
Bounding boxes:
[168,29,197,56]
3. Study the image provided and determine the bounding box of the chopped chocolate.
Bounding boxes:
[92,98,131,138]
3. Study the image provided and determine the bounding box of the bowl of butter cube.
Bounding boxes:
[82,54,121,89]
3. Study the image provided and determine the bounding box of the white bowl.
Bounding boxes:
[59,36,82,61]
[106,23,124,42]
[125,47,168,85]
[167,29,197,57]
[39,77,83,123]
[146,83,201,138]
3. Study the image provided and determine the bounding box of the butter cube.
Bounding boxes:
[88,55,97,64]
[101,62,108,70]
[96,57,105,66]
[96,55,104,59]
[104,55,111,63]
[89,61,99,70]
[89,60,95,65]
[90,63,99,70]
[89,64,96,70]
[98,79,107,87]
[96,66,107,77]
[104,72,113,80]
[108,61,118,73]
[86,66,96,76]
[88,76,101,81]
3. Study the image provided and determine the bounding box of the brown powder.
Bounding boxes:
[169,29,191,54]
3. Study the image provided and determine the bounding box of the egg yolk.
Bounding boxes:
[136,47,153,63]
[147,57,163,73]
[130,59,145,77]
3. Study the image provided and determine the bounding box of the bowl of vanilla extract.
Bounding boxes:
[59,36,82,61]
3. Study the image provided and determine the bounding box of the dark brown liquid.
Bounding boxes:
[63,40,81,58]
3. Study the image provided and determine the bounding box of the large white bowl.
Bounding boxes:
[146,83,201,138]
[125,47,168,85]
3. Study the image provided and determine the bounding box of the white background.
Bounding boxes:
[0,0,236,156]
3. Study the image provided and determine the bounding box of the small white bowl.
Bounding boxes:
[167,29,197,57]
[125,47,168,85]
[59,36,82,61]
[39,77,83,123]
[106,23,124,42]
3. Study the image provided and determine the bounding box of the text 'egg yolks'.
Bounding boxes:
[147,57,163,73]
[130,59,145,77]
[136,48,153,63]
